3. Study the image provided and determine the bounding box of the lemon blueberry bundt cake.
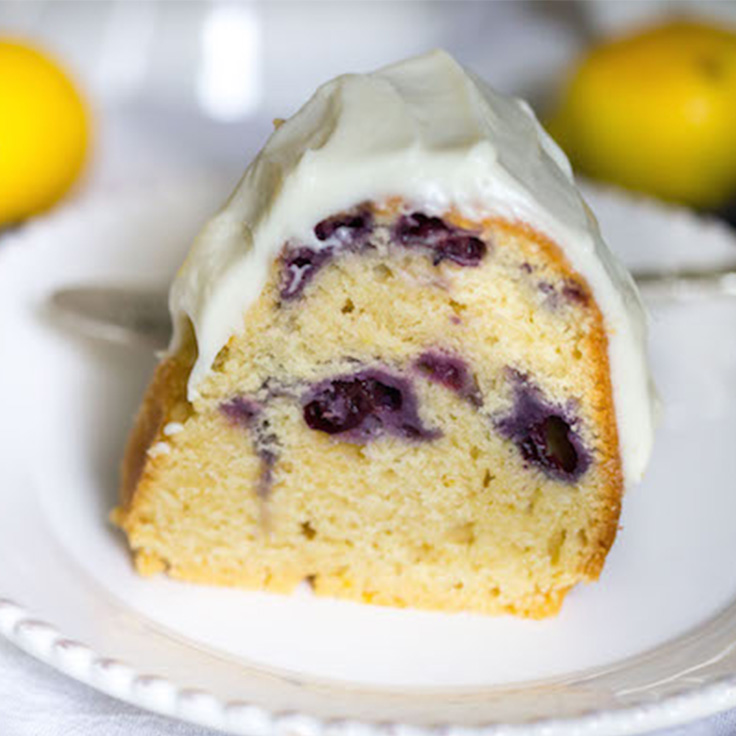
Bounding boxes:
[114,50,656,618]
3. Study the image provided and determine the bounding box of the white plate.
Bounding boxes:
[3,178,736,736]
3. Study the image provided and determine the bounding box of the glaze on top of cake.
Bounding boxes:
[168,49,656,484]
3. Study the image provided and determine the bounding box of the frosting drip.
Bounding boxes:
[169,49,656,484]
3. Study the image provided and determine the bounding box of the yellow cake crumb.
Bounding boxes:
[114,206,622,618]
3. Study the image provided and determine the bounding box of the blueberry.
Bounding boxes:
[280,246,334,300]
[302,368,438,442]
[279,207,374,302]
[416,353,466,392]
[433,236,487,267]
[395,213,451,244]
[366,380,403,412]
[414,351,482,405]
[303,379,371,434]
[314,206,373,244]
[394,212,488,267]
[495,372,590,482]
[517,415,580,477]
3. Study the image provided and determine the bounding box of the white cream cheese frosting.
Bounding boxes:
[169,49,656,485]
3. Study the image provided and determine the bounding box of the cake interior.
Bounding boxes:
[115,200,622,618]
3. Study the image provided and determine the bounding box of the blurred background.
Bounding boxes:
[6,5,736,733]
[3,0,736,229]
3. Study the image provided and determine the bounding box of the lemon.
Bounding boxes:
[548,21,736,209]
[0,39,90,225]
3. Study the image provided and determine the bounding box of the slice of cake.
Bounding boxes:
[114,50,656,618]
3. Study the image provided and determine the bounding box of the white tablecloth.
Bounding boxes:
[0,638,221,736]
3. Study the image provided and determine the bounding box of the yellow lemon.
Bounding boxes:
[0,39,90,225]
[548,21,736,209]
